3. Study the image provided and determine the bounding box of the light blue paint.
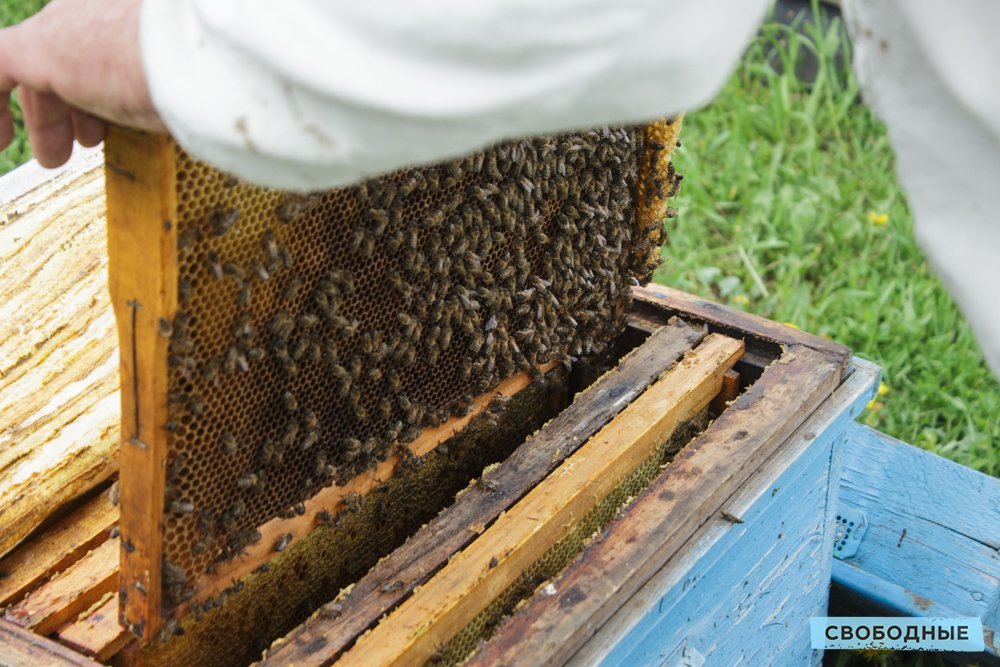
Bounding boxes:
[589,359,879,667]
[600,424,833,666]
[835,423,1000,657]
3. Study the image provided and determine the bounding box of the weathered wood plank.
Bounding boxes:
[57,592,132,661]
[470,345,844,666]
[0,490,118,606]
[0,617,102,667]
[4,538,119,636]
[338,334,744,667]
[105,127,178,640]
[834,422,1000,656]
[577,358,879,667]
[259,320,707,666]
[630,283,852,373]
[0,149,118,560]
[180,364,554,614]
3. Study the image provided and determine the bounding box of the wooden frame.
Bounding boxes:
[100,121,682,640]
[105,128,179,639]
[338,334,743,666]
[261,320,709,665]
[469,342,846,666]
[0,618,102,667]
[570,357,880,666]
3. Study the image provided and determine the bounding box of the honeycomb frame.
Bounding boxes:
[104,120,681,640]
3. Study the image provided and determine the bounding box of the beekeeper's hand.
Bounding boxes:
[0,0,164,168]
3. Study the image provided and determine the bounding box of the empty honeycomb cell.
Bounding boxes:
[111,122,681,623]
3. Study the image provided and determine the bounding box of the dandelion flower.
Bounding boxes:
[867,211,889,226]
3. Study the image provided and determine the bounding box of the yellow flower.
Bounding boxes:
[732,294,750,306]
[867,211,888,226]
[877,382,890,397]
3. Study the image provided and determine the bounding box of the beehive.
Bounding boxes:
[103,120,682,638]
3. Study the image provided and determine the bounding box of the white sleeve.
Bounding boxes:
[844,0,1000,377]
[140,0,768,190]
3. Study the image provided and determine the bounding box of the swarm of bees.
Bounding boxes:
[156,123,679,604]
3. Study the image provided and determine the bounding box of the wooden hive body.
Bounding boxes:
[9,124,965,667]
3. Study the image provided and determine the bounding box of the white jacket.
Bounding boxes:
[140,0,1000,376]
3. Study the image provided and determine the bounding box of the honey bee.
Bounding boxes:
[281,422,300,448]
[260,440,283,467]
[269,312,293,341]
[169,499,195,516]
[299,313,320,330]
[178,277,193,303]
[342,493,362,514]
[301,409,318,430]
[380,580,404,594]
[261,230,280,260]
[157,317,173,338]
[274,533,293,553]
[210,207,239,237]
[276,195,304,224]
[318,601,344,619]
[178,226,202,251]
[237,472,260,491]
[222,261,245,282]
[282,275,303,302]
[250,258,269,282]
[221,431,238,455]
[282,390,298,412]
[224,346,249,374]
[301,430,319,450]
[343,437,363,462]
[238,283,252,307]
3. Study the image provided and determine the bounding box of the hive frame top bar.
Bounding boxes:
[104,121,681,640]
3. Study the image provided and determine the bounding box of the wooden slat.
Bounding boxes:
[469,345,845,666]
[710,368,740,414]
[0,149,119,560]
[338,333,744,667]
[631,283,852,371]
[0,618,102,667]
[4,538,119,636]
[179,363,555,614]
[105,127,178,640]
[260,320,706,666]
[58,592,132,661]
[0,491,118,606]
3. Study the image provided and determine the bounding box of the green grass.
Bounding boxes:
[656,13,1000,476]
[0,0,44,173]
[0,2,996,476]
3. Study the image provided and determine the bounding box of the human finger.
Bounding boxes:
[70,108,106,148]
[20,86,74,168]
[0,91,13,151]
